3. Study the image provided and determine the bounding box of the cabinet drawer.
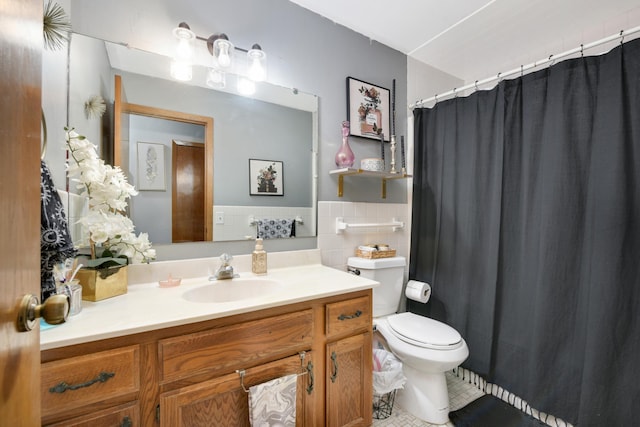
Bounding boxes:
[159,309,314,382]
[326,296,371,338]
[44,401,139,427]
[42,345,140,419]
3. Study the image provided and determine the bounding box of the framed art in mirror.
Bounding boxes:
[137,142,166,191]
[249,159,284,196]
[346,76,390,141]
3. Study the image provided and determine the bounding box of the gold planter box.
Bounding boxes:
[76,265,128,301]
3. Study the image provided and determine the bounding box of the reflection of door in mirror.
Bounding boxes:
[172,140,205,243]
[115,75,214,244]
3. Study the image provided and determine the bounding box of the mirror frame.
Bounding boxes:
[114,75,214,240]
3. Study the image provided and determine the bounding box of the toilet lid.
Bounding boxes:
[387,312,462,350]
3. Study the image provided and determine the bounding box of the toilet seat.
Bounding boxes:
[387,312,462,350]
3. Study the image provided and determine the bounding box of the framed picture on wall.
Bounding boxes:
[137,142,166,191]
[346,76,391,141]
[249,159,284,196]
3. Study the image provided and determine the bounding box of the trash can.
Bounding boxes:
[372,349,406,419]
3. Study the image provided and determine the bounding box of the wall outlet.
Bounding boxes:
[215,212,225,224]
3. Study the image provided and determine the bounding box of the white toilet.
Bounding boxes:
[347,256,469,424]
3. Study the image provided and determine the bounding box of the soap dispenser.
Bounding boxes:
[252,238,267,275]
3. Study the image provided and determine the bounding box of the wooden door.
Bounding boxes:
[0,0,43,424]
[326,333,373,427]
[172,140,205,242]
[160,352,315,426]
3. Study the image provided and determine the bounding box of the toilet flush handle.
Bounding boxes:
[347,266,360,275]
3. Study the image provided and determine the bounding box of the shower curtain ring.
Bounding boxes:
[580,44,584,57]
[520,65,524,77]
[619,30,624,44]
[475,80,479,90]
[453,88,457,98]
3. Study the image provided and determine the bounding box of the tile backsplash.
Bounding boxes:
[317,201,411,271]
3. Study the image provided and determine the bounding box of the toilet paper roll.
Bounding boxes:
[405,280,431,303]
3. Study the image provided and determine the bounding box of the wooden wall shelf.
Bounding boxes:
[329,168,412,198]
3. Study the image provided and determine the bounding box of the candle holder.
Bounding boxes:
[389,135,398,174]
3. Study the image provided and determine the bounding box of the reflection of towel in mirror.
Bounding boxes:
[40,161,76,302]
[256,219,295,239]
[248,373,297,427]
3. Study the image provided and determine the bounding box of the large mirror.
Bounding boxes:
[46,32,318,246]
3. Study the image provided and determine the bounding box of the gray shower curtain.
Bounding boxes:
[410,38,640,426]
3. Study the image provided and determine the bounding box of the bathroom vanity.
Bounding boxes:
[40,250,375,427]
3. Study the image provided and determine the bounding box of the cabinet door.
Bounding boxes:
[44,402,139,427]
[160,352,315,426]
[326,332,372,427]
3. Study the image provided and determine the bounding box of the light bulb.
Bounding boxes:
[237,76,255,96]
[206,68,226,88]
[213,37,234,70]
[172,23,195,61]
[170,60,192,81]
[247,44,267,82]
[176,38,193,61]
[218,44,231,68]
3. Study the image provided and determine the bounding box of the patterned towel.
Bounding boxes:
[40,161,76,301]
[256,219,295,239]
[248,373,297,427]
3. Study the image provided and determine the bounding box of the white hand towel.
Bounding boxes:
[248,373,297,427]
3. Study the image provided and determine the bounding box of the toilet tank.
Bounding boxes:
[347,256,406,317]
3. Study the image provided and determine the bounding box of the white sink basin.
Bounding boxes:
[182,278,284,303]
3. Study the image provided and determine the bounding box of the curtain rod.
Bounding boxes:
[410,25,640,109]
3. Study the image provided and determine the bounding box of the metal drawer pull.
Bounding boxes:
[306,361,314,395]
[330,351,338,383]
[120,416,132,427]
[338,310,362,321]
[49,371,115,393]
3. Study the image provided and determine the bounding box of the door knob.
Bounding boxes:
[17,294,69,332]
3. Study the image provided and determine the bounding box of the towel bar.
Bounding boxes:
[236,351,312,393]
[335,216,404,234]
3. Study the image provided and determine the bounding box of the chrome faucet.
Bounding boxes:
[211,253,234,280]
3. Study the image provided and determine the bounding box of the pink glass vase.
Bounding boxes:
[335,121,355,168]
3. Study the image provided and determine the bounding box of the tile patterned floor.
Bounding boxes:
[372,370,485,427]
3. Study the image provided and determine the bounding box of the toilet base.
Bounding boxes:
[396,363,450,424]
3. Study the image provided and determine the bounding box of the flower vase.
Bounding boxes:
[335,121,355,168]
[76,265,128,301]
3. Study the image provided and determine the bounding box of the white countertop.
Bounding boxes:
[40,250,378,351]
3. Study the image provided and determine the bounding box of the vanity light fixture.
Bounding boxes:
[171,22,267,94]
[170,22,196,81]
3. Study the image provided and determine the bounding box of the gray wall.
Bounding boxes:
[70,0,409,204]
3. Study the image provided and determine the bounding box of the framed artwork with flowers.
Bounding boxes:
[346,76,391,142]
[249,159,284,196]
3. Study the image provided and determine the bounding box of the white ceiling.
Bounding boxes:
[288,0,640,82]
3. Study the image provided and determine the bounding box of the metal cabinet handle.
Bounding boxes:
[120,416,132,427]
[49,372,115,393]
[306,361,314,394]
[338,310,362,321]
[330,351,338,383]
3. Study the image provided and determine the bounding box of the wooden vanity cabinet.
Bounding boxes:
[40,290,372,427]
[325,295,373,427]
